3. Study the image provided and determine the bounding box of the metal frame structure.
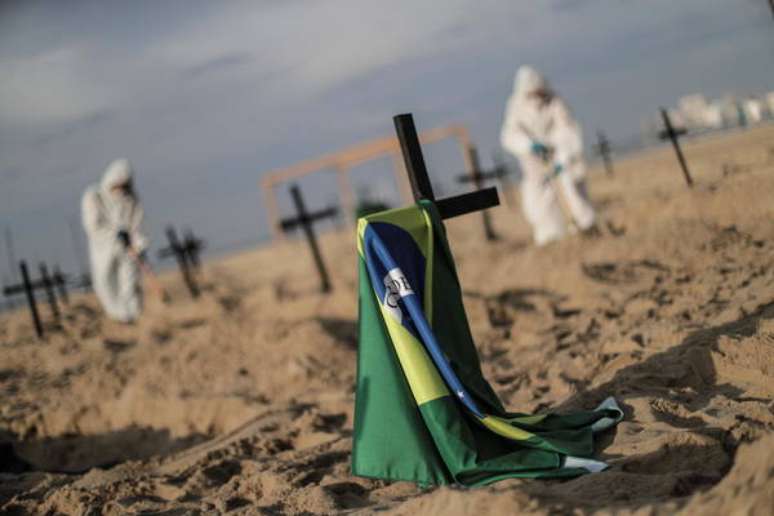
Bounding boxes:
[260,123,474,241]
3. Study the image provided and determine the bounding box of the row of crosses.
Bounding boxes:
[3,110,696,327]
[3,261,70,339]
[2,225,206,339]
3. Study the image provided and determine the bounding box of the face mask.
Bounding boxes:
[111,183,134,198]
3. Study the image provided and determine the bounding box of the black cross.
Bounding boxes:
[593,130,614,177]
[279,184,338,294]
[158,226,200,298]
[181,229,205,270]
[71,273,92,292]
[491,151,517,207]
[394,113,499,219]
[37,263,61,322]
[455,145,501,241]
[52,266,70,305]
[2,261,67,339]
[658,108,693,187]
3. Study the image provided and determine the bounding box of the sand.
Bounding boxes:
[1,124,773,515]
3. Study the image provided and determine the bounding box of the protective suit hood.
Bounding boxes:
[101,158,134,193]
[513,66,549,98]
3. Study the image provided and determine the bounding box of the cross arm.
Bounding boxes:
[435,187,499,219]
[184,238,205,252]
[3,279,54,296]
[279,206,339,232]
[659,108,688,139]
[3,285,23,296]
[456,167,507,184]
[158,247,182,259]
[658,128,687,140]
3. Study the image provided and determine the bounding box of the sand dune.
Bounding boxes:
[1,124,773,515]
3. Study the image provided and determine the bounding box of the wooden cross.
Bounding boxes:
[52,266,70,305]
[593,130,614,177]
[158,226,200,298]
[455,144,502,241]
[181,229,205,270]
[2,261,67,339]
[659,108,693,187]
[3,261,43,338]
[279,184,338,294]
[37,263,62,322]
[491,151,517,207]
[71,273,92,293]
[394,113,499,220]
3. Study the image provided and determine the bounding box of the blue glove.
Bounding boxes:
[530,141,550,160]
[542,163,564,186]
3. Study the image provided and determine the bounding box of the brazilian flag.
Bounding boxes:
[352,200,623,487]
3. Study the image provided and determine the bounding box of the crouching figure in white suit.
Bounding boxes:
[500,66,596,245]
[81,159,148,322]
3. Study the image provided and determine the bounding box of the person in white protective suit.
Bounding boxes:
[81,159,148,322]
[500,66,596,245]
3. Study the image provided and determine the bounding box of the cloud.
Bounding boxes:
[32,109,115,146]
[155,1,530,101]
[182,51,253,79]
[0,46,110,126]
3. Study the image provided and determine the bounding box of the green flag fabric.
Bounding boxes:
[352,200,623,487]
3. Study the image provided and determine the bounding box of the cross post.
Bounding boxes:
[491,151,516,207]
[77,273,92,292]
[455,145,498,241]
[52,266,69,305]
[279,184,337,294]
[9,261,44,338]
[182,229,204,270]
[393,113,499,219]
[159,226,200,298]
[38,263,61,322]
[1,280,13,311]
[594,130,614,177]
[659,108,693,187]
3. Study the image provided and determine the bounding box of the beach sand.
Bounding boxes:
[1,124,773,515]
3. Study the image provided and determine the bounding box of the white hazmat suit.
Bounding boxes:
[500,66,595,245]
[81,159,147,322]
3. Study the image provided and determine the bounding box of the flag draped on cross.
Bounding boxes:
[352,201,623,486]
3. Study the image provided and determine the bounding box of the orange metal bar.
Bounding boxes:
[259,124,471,242]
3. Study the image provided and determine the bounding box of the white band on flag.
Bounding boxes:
[382,268,414,323]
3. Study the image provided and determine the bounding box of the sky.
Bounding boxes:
[1,0,773,283]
